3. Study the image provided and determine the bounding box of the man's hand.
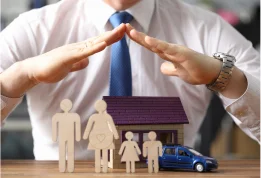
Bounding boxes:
[126,23,221,85]
[126,23,247,99]
[26,24,126,84]
[0,24,126,98]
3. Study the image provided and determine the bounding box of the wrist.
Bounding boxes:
[206,53,236,92]
[207,57,223,85]
[0,61,37,98]
[220,67,247,99]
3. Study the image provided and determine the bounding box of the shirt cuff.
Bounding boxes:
[219,94,237,109]
[220,72,260,141]
[1,95,23,125]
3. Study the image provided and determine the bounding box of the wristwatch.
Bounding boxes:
[206,52,236,92]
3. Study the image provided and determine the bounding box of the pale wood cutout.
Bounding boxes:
[143,131,163,173]
[83,100,119,173]
[119,131,141,173]
[52,99,81,173]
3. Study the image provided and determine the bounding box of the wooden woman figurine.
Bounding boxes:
[119,131,141,173]
[83,100,119,173]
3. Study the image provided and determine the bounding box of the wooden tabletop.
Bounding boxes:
[1,160,260,178]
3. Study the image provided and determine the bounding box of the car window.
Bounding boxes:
[178,149,189,157]
[164,148,176,155]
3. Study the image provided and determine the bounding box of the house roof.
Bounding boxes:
[103,96,189,125]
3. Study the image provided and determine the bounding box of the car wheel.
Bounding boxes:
[195,163,204,172]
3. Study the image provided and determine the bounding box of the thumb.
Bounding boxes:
[160,61,179,76]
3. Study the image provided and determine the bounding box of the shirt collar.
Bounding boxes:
[85,0,155,33]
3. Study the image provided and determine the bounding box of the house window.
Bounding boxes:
[121,130,178,161]
[143,133,149,142]
[159,132,173,144]
[133,133,139,142]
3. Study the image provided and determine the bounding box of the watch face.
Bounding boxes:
[213,52,236,62]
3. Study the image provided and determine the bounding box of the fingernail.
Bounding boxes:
[114,24,123,30]
[128,23,134,28]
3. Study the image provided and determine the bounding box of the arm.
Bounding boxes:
[133,142,141,155]
[75,115,81,142]
[118,142,126,155]
[107,115,119,139]
[0,17,126,121]
[83,116,94,140]
[209,16,260,142]
[143,142,147,157]
[1,95,23,124]
[52,115,58,142]
[0,15,37,121]
[126,19,260,142]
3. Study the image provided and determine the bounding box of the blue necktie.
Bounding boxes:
[109,12,133,96]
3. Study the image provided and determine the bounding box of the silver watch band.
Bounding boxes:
[207,52,236,92]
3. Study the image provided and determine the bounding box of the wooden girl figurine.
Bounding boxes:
[119,131,141,173]
[83,100,119,173]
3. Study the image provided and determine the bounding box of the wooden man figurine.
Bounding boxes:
[143,131,163,173]
[83,100,119,173]
[119,131,141,173]
[52,99,81,173]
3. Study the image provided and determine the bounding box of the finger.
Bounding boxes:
[125,23,161,53]
[157,52,178,63]
[160,61,179,76]
[65,41,107,65]
[92,23,126,46]
[144,36,179,55]
[70,58,89,72]
[71,23,125,50]
[80,41,107,58]
[157,53,172,62]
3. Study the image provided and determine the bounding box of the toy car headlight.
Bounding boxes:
[206,160,212,164]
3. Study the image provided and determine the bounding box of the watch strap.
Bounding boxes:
[207,53,236,92]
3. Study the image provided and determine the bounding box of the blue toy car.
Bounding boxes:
[158,144,218,172]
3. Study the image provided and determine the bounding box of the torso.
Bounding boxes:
[22,0,215,160]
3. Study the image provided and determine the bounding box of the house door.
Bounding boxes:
[156,131,178,144]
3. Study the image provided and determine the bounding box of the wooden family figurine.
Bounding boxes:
[119,131,142,173]
[52,99,81,173]
[52,99,163,174]
[83,100,119,173]
[143,131,163,173]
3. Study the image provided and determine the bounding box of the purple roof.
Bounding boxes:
[103,96,189,125]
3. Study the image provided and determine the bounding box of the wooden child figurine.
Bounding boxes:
[52,99,81,173]
[83,100,119,173]
[119,131,141,173]
[143,131,163,173]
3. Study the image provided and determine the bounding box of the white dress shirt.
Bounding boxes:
[0,0,260,160]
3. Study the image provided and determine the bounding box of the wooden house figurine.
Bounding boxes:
[102,96,189,169]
